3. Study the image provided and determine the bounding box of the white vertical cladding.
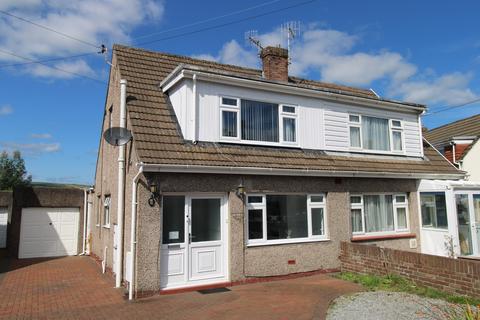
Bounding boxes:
[169,83,188,138]
[197,81,219,141]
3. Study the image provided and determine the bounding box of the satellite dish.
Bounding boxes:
[103,127,132,146]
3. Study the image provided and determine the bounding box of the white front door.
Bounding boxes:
[455,193,480,257]
[0,207,7,249]
[160,195,228,289]
[473,194,480,256]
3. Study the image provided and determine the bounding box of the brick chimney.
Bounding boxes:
[260,46,289,82]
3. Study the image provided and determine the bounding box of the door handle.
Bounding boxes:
[49,222,53,225]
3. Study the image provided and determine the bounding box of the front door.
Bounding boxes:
[160,195,228,289]
[473,194,480,256]
[455,193,480,256]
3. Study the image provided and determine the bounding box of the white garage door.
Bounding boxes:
[0,207,7,248]
[19,208,79,259]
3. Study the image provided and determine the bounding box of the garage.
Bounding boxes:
[0,207,7,248]
[19,208,80,259]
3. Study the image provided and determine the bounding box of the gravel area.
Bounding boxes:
[327,291,466,320]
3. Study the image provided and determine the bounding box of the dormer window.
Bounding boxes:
[349,114,404,154]
[220,97,297,145]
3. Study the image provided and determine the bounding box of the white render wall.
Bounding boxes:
[167,79,423,157]
[461,140,480,181]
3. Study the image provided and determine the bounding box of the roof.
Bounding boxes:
[113,44,462,179]
[424,114,480,144]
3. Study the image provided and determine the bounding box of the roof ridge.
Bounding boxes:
[427,113,480,132]
[113,43,260,74]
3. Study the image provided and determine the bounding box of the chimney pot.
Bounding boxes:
[260,46,289,82]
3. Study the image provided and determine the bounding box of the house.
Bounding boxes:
[424,114,480,180]
[91,44,463,299]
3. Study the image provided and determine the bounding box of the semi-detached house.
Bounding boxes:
[91,44,463,299]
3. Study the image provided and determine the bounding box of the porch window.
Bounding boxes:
[420,192,447,229]
[350,194,409,235]
[246,194,327,245]
[103,195,111,228]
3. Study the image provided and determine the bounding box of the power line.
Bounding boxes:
[0,48,106,84]
[423,97,480,116]
[131,0,282,42]
[135,0,318,46]
[0,52,97,69]
[0,10,99,49]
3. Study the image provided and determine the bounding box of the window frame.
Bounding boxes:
[96,195,101,227]
[219,96,299,147]
[350,193,410,237]
[103,195,111,228]
[419,191,448,230]
[348,114,406,155]
[245,193,328,246]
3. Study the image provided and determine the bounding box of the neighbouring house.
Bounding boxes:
[424,114,480,180]
[0,190,12,249]
[91,44,463,299]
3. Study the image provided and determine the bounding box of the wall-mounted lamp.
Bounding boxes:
[236,182,245,200]
[148,180,160,207]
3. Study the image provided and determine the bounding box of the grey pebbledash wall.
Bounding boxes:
[133,172,421,294]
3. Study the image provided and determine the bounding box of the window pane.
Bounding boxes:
[222,97,237,106]
[350,127,361,148]
[393,131,403,151]
[456,194,473,255]
[364,195,394,232]
[311,195,324,203]
[350,196,362,204]
[349,115,360,123]
[248,196,263,203]
[351,208,363,233]
[266,195,307,240]
[162,196,185,244]
[362,116,390,151]
[248,209,263,240]
[222,110,237,137]
[282,105,295,113]
[241,99,279,142]
[311,208,324,235]
[395,195,406,203]
[420,192,447,229]
[191,198,221,242]
[283,117,296,142]
[396,207,407,229]
[392,120,402,127]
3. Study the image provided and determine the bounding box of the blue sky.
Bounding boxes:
[0,0,479,185]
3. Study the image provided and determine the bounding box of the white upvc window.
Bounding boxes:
[103,195,111,228]
[219,96,240,140]
[348,114,405,154]
[280,105,297,144]
[245,193,328,246]
[219,97,298,146]
[96,195,101,227]
[350,193,409,236]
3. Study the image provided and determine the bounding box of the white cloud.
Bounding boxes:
[0,105,13,115]
[1,141,60,156]
[196,25,477,106]
[390,72,477,105]
[26,59,95,79]
[0,0,165,78]
[31,133,52,139]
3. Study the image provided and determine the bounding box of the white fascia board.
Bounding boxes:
[160,68,426,114]
[141,163,465,180]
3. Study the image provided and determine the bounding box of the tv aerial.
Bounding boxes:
[103,127,132,146]
[245,30,263,52]
[281,21,301,64]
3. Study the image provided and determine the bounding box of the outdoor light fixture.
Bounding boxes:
[236,182,245,200]
[148,180,160,207]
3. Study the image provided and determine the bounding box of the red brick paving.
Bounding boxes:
[0,255,361,320]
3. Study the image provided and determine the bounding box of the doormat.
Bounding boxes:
[197,287,231,294]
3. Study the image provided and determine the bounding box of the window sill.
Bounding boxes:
[247,237,330,247]
[421,227,449,232]
[95,224,100,227]
[102,225,111,229]
[351,233,416,242]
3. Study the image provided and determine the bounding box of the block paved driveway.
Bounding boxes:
[0,253,361,320]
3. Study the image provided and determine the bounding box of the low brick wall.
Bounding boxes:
[339,242,480,298]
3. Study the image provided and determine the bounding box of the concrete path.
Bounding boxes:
[0,255,360,319]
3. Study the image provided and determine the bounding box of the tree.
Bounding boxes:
[0,151,32,190]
